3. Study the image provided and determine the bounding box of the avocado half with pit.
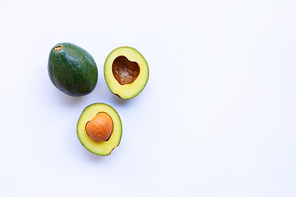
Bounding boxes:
[77,103,122,156]
[104,46,149,99]
[48,42,98,97]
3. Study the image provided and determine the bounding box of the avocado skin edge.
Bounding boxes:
[48,42,98,97]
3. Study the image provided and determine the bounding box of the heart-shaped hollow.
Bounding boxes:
[112,56,140,85]
[85,112,113,141]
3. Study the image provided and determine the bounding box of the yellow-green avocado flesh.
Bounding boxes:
[104,46,149,100]
[77,103,122,156]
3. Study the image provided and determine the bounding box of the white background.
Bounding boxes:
[0,0,296,196]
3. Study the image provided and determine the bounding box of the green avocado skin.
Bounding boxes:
[48,42,98,97]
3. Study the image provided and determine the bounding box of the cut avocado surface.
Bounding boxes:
[104,46,149,100]
[48,42,98,97]
[77,103,122,156]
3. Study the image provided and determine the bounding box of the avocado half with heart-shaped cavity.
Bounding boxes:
[104,46,149,99]
[77,103,122,156]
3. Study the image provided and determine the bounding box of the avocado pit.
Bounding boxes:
[112,56,140,85]
[85,112,113,141]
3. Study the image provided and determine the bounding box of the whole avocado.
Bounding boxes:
[48,42,98,97]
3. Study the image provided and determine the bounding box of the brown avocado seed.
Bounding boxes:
[85,112,114,141]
